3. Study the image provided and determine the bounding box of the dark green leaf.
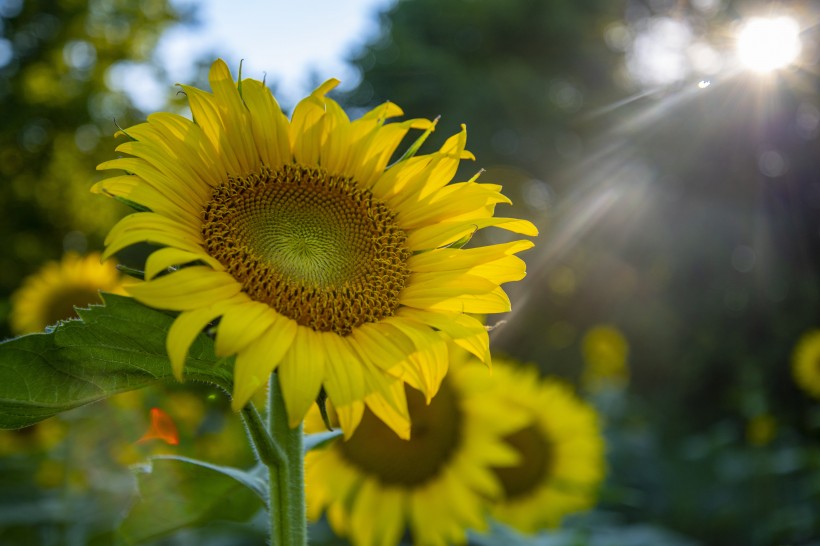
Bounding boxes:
[119,456,265,545]
[0,294,233,429]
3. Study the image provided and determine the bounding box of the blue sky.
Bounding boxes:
[126,0,395,110]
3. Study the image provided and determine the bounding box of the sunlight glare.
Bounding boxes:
[737,17,801,73]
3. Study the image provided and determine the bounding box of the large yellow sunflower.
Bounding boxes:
[93,59,536,436]
[791,329,820,399]
[10,252,125,334]
[489,359,605,533]
[305,348,528,546]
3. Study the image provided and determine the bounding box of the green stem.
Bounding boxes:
[241,402,284,468]
[267,373,306,546]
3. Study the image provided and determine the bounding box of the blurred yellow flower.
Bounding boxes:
[0,417,67,456]
[791,329,820,399]
[10,251,125,334]
[490,359,606,533]
[305,349,528,546]
[94,58,536,435]
[746,414,777,446]
[580,324,629,391]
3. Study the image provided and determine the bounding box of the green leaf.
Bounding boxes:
[0,293,233,429]
[304,430,343,452]
[119,456,265,545]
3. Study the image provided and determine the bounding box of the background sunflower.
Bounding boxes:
[10,252,125,334]
[305,348,529,546]
[791,330,820,399]
[488,358,606,533]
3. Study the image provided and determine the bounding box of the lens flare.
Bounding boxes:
[737,17,801,73]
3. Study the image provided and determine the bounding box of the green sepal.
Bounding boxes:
[315,388,333,431]
[115,264,146,280]
[113,195,152,212]
[389,114,439,167]
[444,225,477,249]
[304,429,343,452]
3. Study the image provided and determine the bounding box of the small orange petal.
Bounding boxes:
[137,407,180,446]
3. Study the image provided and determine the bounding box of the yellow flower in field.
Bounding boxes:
[93,59,536,435]
[580,324,629,392]
[490,359,605,533]
[746,414,777,446]
[305,349,528,546]
[10,252,124,334]
[791,329,820,399]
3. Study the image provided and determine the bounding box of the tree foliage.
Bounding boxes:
[0,0,188,334]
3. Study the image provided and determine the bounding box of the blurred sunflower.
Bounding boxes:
[10,252,125,334]
[791,329,820,399]
[93,59,536,435]
[490,359,605,532]
[580,324,629,392]
[305,349,528,546]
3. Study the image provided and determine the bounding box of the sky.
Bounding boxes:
[123,0,395,111]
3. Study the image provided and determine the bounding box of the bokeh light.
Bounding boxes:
[737,17,801,73]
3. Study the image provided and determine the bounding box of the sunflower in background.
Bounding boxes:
[305,348,529,546]
[580,324,629,392]
[9,251,126,335]
[791,329,820,399]
[490,358,605,533]
[93,59,536,435]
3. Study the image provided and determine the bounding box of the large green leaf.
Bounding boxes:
[0,294,233,429]
[118,456,265,545]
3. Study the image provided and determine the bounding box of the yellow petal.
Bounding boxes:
[321,333,366,408]
[92,175,196,223]
[414,286,512,314]
[363,378,410,440]
[350,480,405,546]
[290,78,339,165]
[98,157,206,219]
[277,328,327,427]
[396,181,511,230]
[406,217,539,252]
[399,273,498,309]
[167,300,238,380]
[399,308,490,364]
[144,247,223,280]
[347,322,415,375]
[230,313,298,411]
[242,79,291,169]
[214,300,278,357]
[207,59,259,174]
[126,266,241,310]
[333,400,364,438]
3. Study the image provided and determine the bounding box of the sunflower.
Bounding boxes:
[791,329,820,399]
[580,324,629,392]
[93,59,536,436]
[10,252,125,334]
[305,348,528,546]
[489,359,605,533]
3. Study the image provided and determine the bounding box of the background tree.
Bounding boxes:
[343,0,820,543]
[0,0,191,336]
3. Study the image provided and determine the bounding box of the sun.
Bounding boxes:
[736,16,801,73]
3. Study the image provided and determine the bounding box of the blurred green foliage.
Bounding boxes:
[0,0,189,337]
[340,0,820,544]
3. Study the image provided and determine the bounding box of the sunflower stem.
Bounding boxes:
[267,373,306,546]
[241,402,284,468]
